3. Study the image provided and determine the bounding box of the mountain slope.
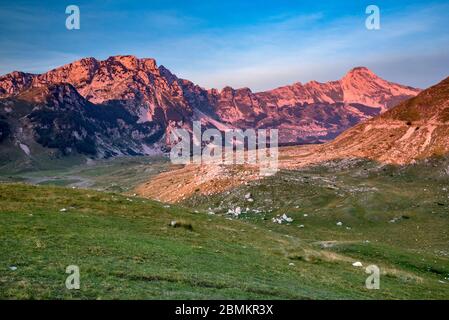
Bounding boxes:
[282,76,449,166]
[0,83,163,163]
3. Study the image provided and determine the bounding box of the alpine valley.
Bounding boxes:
[1,55,449,300]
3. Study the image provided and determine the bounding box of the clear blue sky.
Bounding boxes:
[0,0,448,91]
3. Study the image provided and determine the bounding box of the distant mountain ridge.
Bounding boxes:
[321,76,449,164]
[281,76,449,167]
[0,55,421,159]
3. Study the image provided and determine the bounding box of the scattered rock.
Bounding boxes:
[390,215,410,223]
[319,241,336,249]
[59,208,67,212]
[169,220,193,231]
[272,217,283,224]
[227,207,241,217]
[336,221,343,226]
[272,214,293,224]
[352,261,363,267]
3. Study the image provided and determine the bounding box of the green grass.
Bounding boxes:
[181,158,449,299]
[0,156,170,193]
[0,181,448,299]
[1,157,449,299]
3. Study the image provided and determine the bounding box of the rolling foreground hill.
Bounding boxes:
[1,173,449,299]
[0,56,419,162]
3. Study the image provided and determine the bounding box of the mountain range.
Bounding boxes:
[0,55,421,159]
[302,75,449,165]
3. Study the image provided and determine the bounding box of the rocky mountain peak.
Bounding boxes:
[318,76,449,164]
[106,55,139,69]
[104,55,158,72]
[40,57,99,87]
[339,66,421,109]
[158,65,178,85]
[221,86,235,93]
[345,66,377,77]
[0,71,35,97]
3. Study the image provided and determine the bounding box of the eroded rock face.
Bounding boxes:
[205,67,420,143]
[0,83,163,158]
[0,56,421,156]
[0,71,35,97]
[37,55,195,125]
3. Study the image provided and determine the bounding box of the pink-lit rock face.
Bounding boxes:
[340,67,420,110]
[36,55,190,124]
[227,66,419,114]
[0,56,421,146]
[0,71,35,97]
[206,66,420,143]
[280,77,449,167]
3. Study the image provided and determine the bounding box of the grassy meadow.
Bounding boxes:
[0,156,448,299]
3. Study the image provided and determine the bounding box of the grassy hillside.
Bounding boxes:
[181,158,449,299]
[0,156,170,193]
[1,177,448,299]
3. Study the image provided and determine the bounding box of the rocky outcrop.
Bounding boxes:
[0,71,35,97]
[0,83,163,158]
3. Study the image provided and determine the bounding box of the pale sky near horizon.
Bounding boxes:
[0,0,448,91]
